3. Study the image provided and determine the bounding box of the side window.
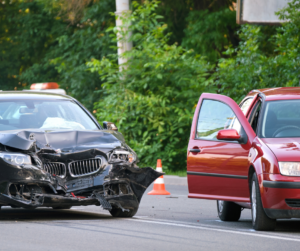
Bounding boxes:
[196,99,243,140]
[239,98,253,115]
[249,100,262,133]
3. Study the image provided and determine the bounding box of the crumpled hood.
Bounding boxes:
[0,129,126,153]
[261,138,300,162]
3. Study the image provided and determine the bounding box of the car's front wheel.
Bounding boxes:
[251,173,276,231]
[217,200,241,221]
[109,206,138,218]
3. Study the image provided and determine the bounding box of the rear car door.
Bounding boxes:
[187,93,256,202]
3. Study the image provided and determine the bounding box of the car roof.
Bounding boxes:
[247,87,300,101]
[0,91,73,100]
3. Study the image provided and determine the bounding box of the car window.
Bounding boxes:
[196,99,243,140]
[239,98,253,115]
[0,100,98,131]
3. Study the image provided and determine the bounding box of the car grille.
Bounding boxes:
[43,162,66,178]
[285,199,300,208]
[68,158,102,177]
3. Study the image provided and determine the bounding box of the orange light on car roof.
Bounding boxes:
[30,82,59,90]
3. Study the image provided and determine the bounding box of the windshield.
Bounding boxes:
[261,100,300,138]
[0,100,98,131]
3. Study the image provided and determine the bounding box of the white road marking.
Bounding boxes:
[126,218,300,242]
[52,208,300,242]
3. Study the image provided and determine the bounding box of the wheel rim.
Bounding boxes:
[251,180,257,223]
[218,200,224,213]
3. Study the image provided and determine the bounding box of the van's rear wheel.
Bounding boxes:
[251,174,276,231]
[217,200,241,221]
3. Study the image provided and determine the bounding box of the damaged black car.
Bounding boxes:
[0,92,161,217]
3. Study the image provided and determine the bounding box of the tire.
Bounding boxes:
[251,173,276,231]
[109,206,138,218]
[217,200,241,221]
[52,206,72,210]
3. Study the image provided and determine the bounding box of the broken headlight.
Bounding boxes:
[0,152,32,166]
[110,150,136,164]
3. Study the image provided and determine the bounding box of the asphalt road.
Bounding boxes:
[0,181,300,250]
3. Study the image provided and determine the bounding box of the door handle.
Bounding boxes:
[189,149,201,153]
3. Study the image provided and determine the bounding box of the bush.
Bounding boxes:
[20,0,116,111]
[215,0,300,103]
[88,1,213,170]
[182,7,238,63]
[0,0,64,90]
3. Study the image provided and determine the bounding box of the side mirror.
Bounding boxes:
[103,121,118,131]
[217,129,241,141]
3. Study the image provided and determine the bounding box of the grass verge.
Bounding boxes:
[164,169,187,177]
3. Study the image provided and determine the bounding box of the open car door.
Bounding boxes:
[187,93,256,202]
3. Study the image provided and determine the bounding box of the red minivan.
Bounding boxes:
[187,87,300,231]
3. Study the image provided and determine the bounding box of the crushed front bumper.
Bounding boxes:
[0,165,160,212]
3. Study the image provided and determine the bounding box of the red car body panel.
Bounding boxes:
[187,88,300,218]
[187,141,251,201]
[187,93,256,202]
[261,138,300,162]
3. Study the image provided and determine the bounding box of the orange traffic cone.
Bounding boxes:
[148,159,171,195]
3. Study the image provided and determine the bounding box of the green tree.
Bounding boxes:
[153,0,236,47]
[182,8,238,63]
[1,0,239,112]
[21,0,115,111]
[88,1,213,170]
[214,0,300,103]
[0,0,65,89]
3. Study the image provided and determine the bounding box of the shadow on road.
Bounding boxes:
[221,217,300,233]
[0,207,112,221]
[237,219,300,233]
[275,220,300,232]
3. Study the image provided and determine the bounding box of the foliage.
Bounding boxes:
[214,0,300,103]
[140,1,239,65]
[1,0,238,112]
[87,1,213,170]
[0,0,114,111]
[44,0,96,24]
[182,8,238,63]
[0,0,65,90]
[20,0,115,111]
[160,0,237,46]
